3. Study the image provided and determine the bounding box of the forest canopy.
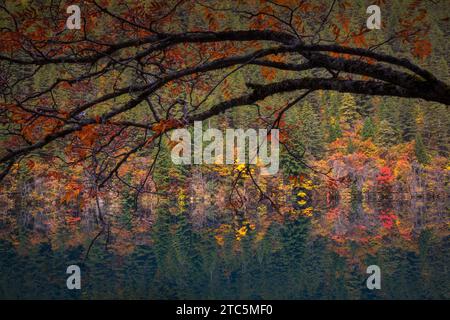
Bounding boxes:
[0,0,449,212]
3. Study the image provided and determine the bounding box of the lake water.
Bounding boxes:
[0,200,448,299]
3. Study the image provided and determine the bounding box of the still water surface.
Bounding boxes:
[0,200,448,299]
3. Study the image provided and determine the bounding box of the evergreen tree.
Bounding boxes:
[281,101,324,175]
[415,133,429,164]
[382,98,401,121]
[299,101,324,157]
[328,92,340,119]
[327,121,342,142]
[377,120,397,147]
[378,101,401,145]
[422,103,448,157]
[361,117,376,140]
[398,104,416,142]
[339,93,358,132]
[325,92,342,142]
[355,95,374,118]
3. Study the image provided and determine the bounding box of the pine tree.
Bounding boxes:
[377,120,397,147]
[361,117,376,140]
[327,120,342,143]
[325,92,342,143]
[327,92,340,120]
[422,103,448,157]
[281,101,323,175]
[415,133,429,164]
[299,101,324,157]
[339,93,359,132]
[355,95,374,118]
[377,101,400,144]
[153,138,186,190]
[378,102,394,123]
[398,104,416,142]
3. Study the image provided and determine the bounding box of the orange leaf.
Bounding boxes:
[151,118,180,134]
[75,124,98,147]
[412,39,431,59]
[261,67,276,81]
[61,181,82,204]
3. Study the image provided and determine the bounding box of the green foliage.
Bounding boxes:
[377,102,400,145]
[339,93,359,131]
[422,104,449,157]
[361,117,376,140]
[119,187,135,229]
[299,102,324,157]
[152,139,187,190]
[281,101,324,175]
[358,97,375,118]
[324,92,343,142]
[398,105,416,142]
[327,121,342,143]
[415,133,429,164]
[377,120,398,147]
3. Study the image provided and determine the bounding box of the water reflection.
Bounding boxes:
[0,200,448,299]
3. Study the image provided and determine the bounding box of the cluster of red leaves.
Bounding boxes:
[376,166,395,185]
[379,210,398,229]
